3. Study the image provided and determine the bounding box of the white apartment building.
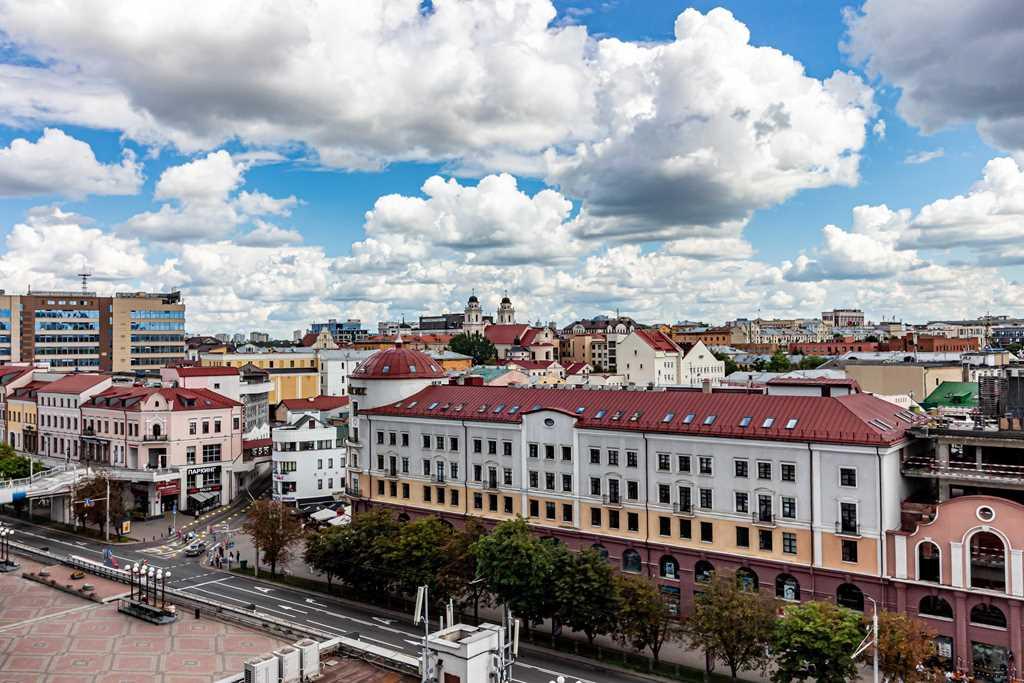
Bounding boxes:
[317,349,377,397]
[272,414,347,506]
[37,373,112,461]
[618,331,724,387]
[678,340,726,387]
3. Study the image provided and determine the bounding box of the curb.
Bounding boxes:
[208,568,708,683]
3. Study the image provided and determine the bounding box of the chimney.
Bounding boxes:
[702,378,712,394]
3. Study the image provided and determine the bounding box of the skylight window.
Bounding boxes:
[427,402,439,410]
[453,403,464,411]
[381,365,390,374]
[409,365,417,373]
[703,415,716,425]
[575,406,586,414]
[629,410,642,422]
[407,401,417,408]
[739,416,752,428]
[611,410,623,421]
[531,404,542,411]
[762,417,775,428]
[477,404,488,413]
[683,413,696,424]
[508,405,520,414]
[595,409,607,419]
[493,404,505,413]
[394,402,403,408]
[661,412,674,423]
[785,418,798,429]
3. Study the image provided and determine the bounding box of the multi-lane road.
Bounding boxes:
[0,512,657,683]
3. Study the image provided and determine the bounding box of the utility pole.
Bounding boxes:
[852,595,879,683]
[105,477,110,542]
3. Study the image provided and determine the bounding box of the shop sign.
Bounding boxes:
[188,465,220,475]
[186,484,222,494]
[121,521,131,534]
[156,481,180,496]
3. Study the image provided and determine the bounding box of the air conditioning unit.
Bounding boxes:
[275,647,300,683]
[243,655,276,683]
[294,639,320,680]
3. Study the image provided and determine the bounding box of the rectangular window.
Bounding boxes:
[608,450,619,466]
[781,463,796,482]
[782,496,796,519]
[473,439,482,454]
[529,471,539,488]
[736,527,750,547]
[545,501,556,519]
[627,451,638,468]
[503,441,512,456]
[402,483,410,499]
[437,487,446,504]
[423,459,431,475]
[451,490,460,506]
[504,468,513,485]
[609,510,620,529]
[451,462,459,480]
[423,486,432,502]
[840,467,857,487]
[474,493,483,510]
[186,446,196,465]
[529,499,538,517]
[734,459,748,478]
[529,443,538,458]
[473,464,482,481]
[627,512,639,532]
[700,521,713,543]
[590,477,601,495]
[422,434,431,448]
[388,432,396,445]
[561,474,572,492]
[450,436,459,451]
[377,480,385,495]
[627,481,639,500]
[678,455,691,472]
[734,491,748,514]
[504,496,513,513]
[202,444,221,463]
[544,444,555,460]
[699,488,713,510]
[840,502,858,534]
[759,529,773,551]
[490,494,499,512]
[561,446,572,461]
[657,453,671,471]
[488,440,497,455]
[757,461,772,480]
[589,448,600,464]
[659,516,671,536]
[699,456,713,475]
[401,433,409,447]
[591,508,601,527]
[545,472,555,490]
[562,504,573,523]
[679,518,692,539]
[783,532,797,555]
[658,484,670,504]
[214,419,222,433]
[842,539,858,563]
[189,421,196,435]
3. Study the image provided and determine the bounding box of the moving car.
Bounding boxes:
[184,541,206,557]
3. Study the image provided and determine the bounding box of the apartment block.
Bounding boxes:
[199,349,318,403]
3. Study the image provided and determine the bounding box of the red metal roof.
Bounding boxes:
[174,366,239,377]
[505,360,556,370]
[564,362,590,375]
[767,376,861,388]
[634,329,682,353]
[84,386,241,411]
[351,344,445,380]
[279,395,351,411]
[37,373,109,395]
[362,385,925,446]
[9,380,50,401]
[484,324,532,346]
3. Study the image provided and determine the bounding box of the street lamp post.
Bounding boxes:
[853,595,880,683]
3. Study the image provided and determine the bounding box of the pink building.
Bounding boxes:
[81,386,243,517]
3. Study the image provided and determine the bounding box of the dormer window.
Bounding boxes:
[508,405,520,414]
[629,411,642,422]
[409,365,417,373]
[477,404,488,413]
[493,404,505,413]
[594,409,606,419]
[611,411,623,421]
[575,406,586,414]
[407,401,417,408]
[427,402,438,410]
[381,365,390,374]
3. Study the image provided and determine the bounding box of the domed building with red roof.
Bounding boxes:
[348,336,448,413]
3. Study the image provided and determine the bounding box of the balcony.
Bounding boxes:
[672,502,694,516]
[902,454,1024,486]
[835,521,861,537]
[143,433,168,442]
[602,493,622,507]
[753,512,776,527]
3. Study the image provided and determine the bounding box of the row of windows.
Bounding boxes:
[275,439,338,451]
[35,309,99,319]
[130,309,185,319]
[130,321,185,331]
[131,334,186,342]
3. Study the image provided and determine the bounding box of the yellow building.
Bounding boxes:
[5,380,44,453]
[200,350,319,403]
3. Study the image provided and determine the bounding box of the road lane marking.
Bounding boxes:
[517,663,597,683]
[277,604,308,615]
[306,619,346,635]
[186,588,294,619]
[177,578,228,589]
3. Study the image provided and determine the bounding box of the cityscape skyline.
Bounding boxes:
[0,1,1021,335]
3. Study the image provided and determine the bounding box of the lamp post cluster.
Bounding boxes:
[127,563,170,609]
[0,527,15,568]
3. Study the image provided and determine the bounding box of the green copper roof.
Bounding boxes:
[920,381,978,410]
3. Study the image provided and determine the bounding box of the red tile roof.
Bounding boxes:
[634,329,682,353]
[505,360,556,370]
[279,396,351,411]
[9,380,50,401]
[38,374,109,395]
[767,376,861,389]
[351,345,445,380]
[362,385,926,446]
[484,324,531,346]
[564,362,590,375]
[300,332,319,347]
[84,386,241,411]
[174,366,240,377]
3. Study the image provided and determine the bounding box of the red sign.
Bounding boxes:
[186,484,222,495]
[156,481,180,497]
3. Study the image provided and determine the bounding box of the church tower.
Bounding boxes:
[464,292,485,336]
[497,293,515,325]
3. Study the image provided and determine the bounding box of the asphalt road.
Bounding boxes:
[0,513,654,683]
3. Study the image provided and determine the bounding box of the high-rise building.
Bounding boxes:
[0,289,185,372]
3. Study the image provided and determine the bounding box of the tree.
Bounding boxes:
[712,351,739,376]
[386,516,452,600]
[798,355,827,370]
[865,335,881,343]
[683,571,777,681]
[772,601,865,683]
[304,524,346,588]
[71,474,127,537]
[473,518,558,631]
[449,332,497,365]
[242,499,303,577]
[767,349,792,372]
[326,508,400,596]
[871,612,941,683]
[614,573,680,665]
[437,518,489,620]
[556,548,620,647]
[0,444,43,480]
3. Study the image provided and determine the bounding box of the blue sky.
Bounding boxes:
[0,1,1021,334]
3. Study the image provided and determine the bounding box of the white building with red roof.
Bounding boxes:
[37,373,112,462]
[618,331,724,387]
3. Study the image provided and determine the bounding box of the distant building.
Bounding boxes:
[249,331,270,343]
[310,319,368,344]
[292,330,302,342]
[618,331,724,387]
[272,413,347,506]
[822,308,865,327]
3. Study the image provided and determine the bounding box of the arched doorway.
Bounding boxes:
[970,531,1006,592]
[917,541,940,583]
[152,423,162,438]
[836,583,864,611]
[775,574,800,601]
[918,595,953,620]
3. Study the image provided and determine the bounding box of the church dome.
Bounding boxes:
[501,296,511,304]
[351,340,446,380]
[468,294,479,304]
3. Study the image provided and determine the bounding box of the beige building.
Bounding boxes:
[200,349,319,403]
[842,362,963,401]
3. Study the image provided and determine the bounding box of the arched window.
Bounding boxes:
[152,423,162,437]
[917,542,940,583]
[775,574,800,601]
[919,596,953,620]
[737,567,759,592]
[694,560,714,583]
[659,555,678,580]
[970,532,1006,592]
[970,603,1007,629]
[591,544,609,560]
[837,583,865,611]
[397,513,410,523]
[622,549,642,573]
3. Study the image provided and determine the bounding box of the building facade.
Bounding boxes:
[37,374,112,461]
[271,414,347,506]
[199,349,318,403]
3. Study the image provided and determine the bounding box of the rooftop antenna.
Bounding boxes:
[77,261,92,293]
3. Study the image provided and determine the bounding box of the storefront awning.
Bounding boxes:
[310,508,336,522]
[188,491,219,506]
[326,514,351,527]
